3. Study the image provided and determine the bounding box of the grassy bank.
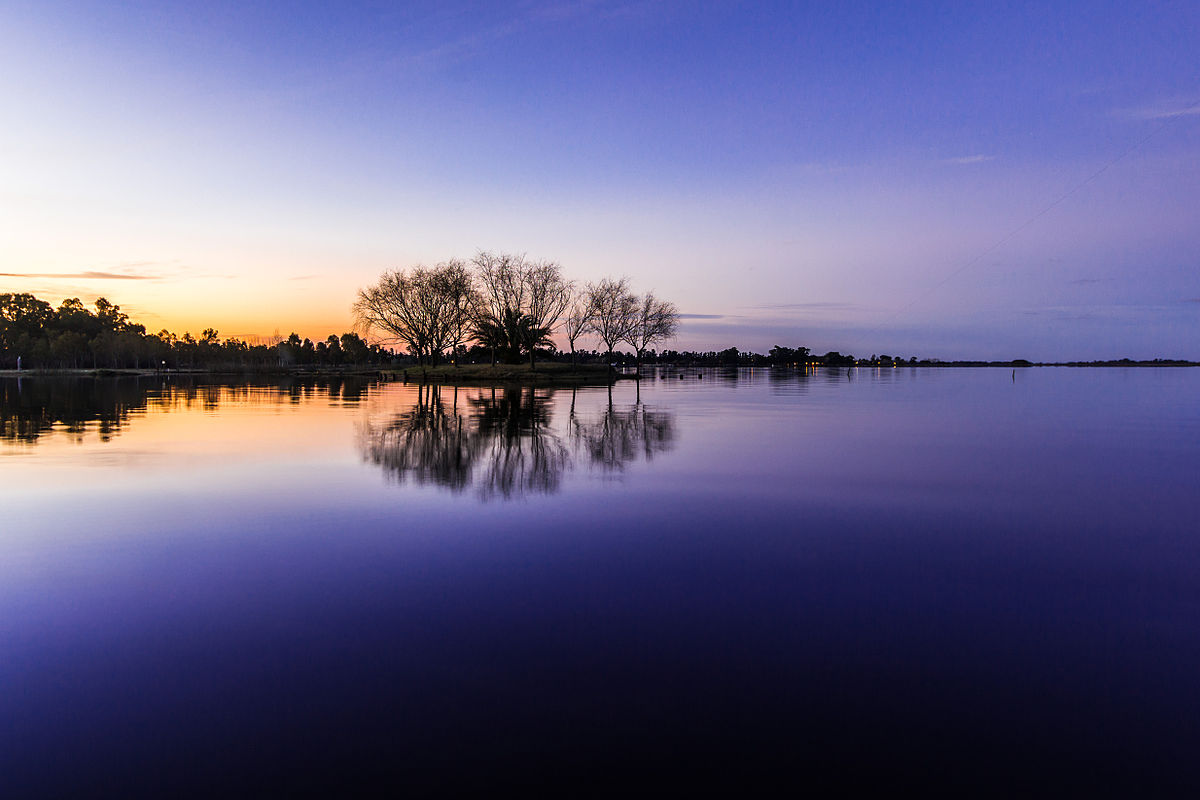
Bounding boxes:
[385,362,632,385]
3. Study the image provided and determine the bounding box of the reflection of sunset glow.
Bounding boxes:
[2,379,678,502]
[1,379,375,496]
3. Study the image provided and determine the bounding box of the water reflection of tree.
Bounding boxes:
[360,384,677,499]
[470,387,570,499]
[360,385,569,499]
[1,376,373,444]
[1,377,155,443]
[359,384,483,493]
[568,387,676,472]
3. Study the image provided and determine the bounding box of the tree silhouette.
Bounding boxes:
[622,292,679,375]
[585,278,637,366]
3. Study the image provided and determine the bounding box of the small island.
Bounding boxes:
[386,362,634,386]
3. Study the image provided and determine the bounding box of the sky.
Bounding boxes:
[1,0,1198,360]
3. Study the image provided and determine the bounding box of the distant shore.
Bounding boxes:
[383,363,635,385]
[0,362,634,386]
[0,360,1196,383]
[852,359,1200,368]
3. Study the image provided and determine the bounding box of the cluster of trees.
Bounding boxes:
[649,347,854,367]
[276,332,394,367]
[0,293,395,370]
[353,252,679,369]
[1,293,148,369]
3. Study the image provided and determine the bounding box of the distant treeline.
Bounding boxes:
[445,344,859,367]
[0,293,396,370]
[654,346,855,366]
[9,291,1180,373]
[1,292,858,372]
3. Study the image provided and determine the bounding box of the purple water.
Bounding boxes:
[2,368,1198,793]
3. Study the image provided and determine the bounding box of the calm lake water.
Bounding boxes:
[2,368,1198,794]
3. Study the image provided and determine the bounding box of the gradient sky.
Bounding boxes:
[2,1,1198,359]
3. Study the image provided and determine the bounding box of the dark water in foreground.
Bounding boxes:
[2,368,1198,794]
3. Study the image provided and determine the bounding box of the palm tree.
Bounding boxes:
[516,314,554,369]
[472,316,507,366]
[471,309,553,367]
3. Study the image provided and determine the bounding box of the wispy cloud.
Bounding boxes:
[119,305,162,322]
[1119,99,1200,120]
[943,154,995,166]
[0,270,160,280]
[678,313,723,320]
[529,0,606,22]
[521,0,658,25]
[379,0,651,76]
[1022,304,1186,322]
[289,274,318,281]
[780,160,852,177]
[1022,308,1100,321]
[748,302,856,312]
[398,20,525,71]
[391,1,605,73]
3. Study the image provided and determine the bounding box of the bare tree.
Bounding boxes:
[472,251,527,363]
[585,277,637,367]
[354,269,424,362]
[622,291,679,375]
[522,259,571,368]
[433,259,479,366]
[471,251,570,368]
[470,251,523,335]
[353,262,477,365]
[561,288,594,367]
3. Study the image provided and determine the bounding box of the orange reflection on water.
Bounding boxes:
[0,378,386,495]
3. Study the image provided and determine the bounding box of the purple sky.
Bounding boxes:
[2,1,1198,359]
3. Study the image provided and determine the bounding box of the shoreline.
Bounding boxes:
[0,363,635,386]
[0,360,1196,383]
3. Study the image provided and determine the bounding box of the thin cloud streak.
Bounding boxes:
[1119,100,1200,120]
[116,260,169,269]
[944,155,996,165]
[384,0,616,75]
[0,271,160,280]
[747,302,857,312]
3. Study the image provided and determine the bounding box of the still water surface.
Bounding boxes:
[2,368,1198,793]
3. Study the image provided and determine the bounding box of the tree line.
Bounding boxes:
[0,292,394,370]
[353,252,679,369]
[654,346,857,367]
[3,285,911,372]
